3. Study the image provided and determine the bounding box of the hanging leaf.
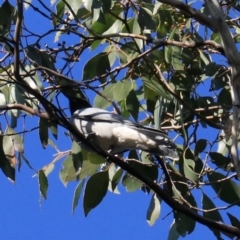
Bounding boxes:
[38,170,48,199]
[79,150,100,180]
[122,173,142,192]
[48,121,58,139]
[83,53,110,80]
[113,80,133,102]
[72,180,85,214]
[227,213,240,229]
[111,168,123,191]
[39,118,48,148]
[88,152,106,165]
[83,170,109,216]
[142,76,172,100]
[71,141,83,174]
[138,7,156,31]
[183,158,198,183]
[94,83,115,109]
[209,152,232,171]
[126,89,140,121]
[146,194,161,226]
[59,154,77,186]
[202,192,223,239]
[207,171,240,205]
[174,211,196,237]
[167,221,180,240]
[194,139,207,155]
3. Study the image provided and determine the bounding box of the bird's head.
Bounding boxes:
[62,88,91,115]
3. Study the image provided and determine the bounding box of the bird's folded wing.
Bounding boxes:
[72,108,168,136]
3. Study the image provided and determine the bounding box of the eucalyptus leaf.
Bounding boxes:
[39,118,48,148]
[72,180,85,214]
[146,194,161,226]
[83,170,109,216]
[38,170,48,199]
[207,171,240,205]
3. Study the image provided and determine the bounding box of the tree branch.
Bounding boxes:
[158,0,217,31]
[204,0,240,179]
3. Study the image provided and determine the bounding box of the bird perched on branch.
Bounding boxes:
[68,95,178,160]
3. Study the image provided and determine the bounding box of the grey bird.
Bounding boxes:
[70,98,178,160]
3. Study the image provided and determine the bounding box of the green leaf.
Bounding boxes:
[83,170,109,216]
[202,192,223,239]
[38,170,48,199]
[205,63,221,77]
[48,121,58,139]
[108,164,120,194]
[76,7,91,20]
[211,67,229,90]
[101,0,111,12]
[164,26,178,63]
[227,213,240,229]
[103,19,122,35]
[72,180,85,214]
[59,154,77,186]
[118,42,139,64]
[88,152,106,164]
[126,89,140,121]
[39,118,48,148]
[119,100,130,119]
[122,18,142,49]
[6,128,23,153]
[142,76,172,100]
[167,221,180,240]
[146,194,161,226]
[217,87,232,108]
[111,168,123,191]
[0,92,6,106]
[3,131,14,161]
[9,85,26,126]
[157,9,174,38]
[94,83,114,109]
[183,158,198,183]
[25,47,44,67]
[202,192,223,221]
[209,152,232,170]
[171,72,195,91]
[56,1,65,20]
[211,32,221,44]
[195,139,207,155]
[0,132,15,182]
[128,160,158,181]
[122,173,142,192]
[113,80,133,102]
[83,53,110,80]
[207,171,240,205]
[0,160,15,183]
[40,51,56,70]
[140,151,153,164]
[90,12,117,35]
[138,7,155,30]
[0,0,14,35]
[71,142,83,174]
[174,211,196,236]
[27,47,55,70]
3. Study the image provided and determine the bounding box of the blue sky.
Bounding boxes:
[0,160,213,240]
[0,1,231,239]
